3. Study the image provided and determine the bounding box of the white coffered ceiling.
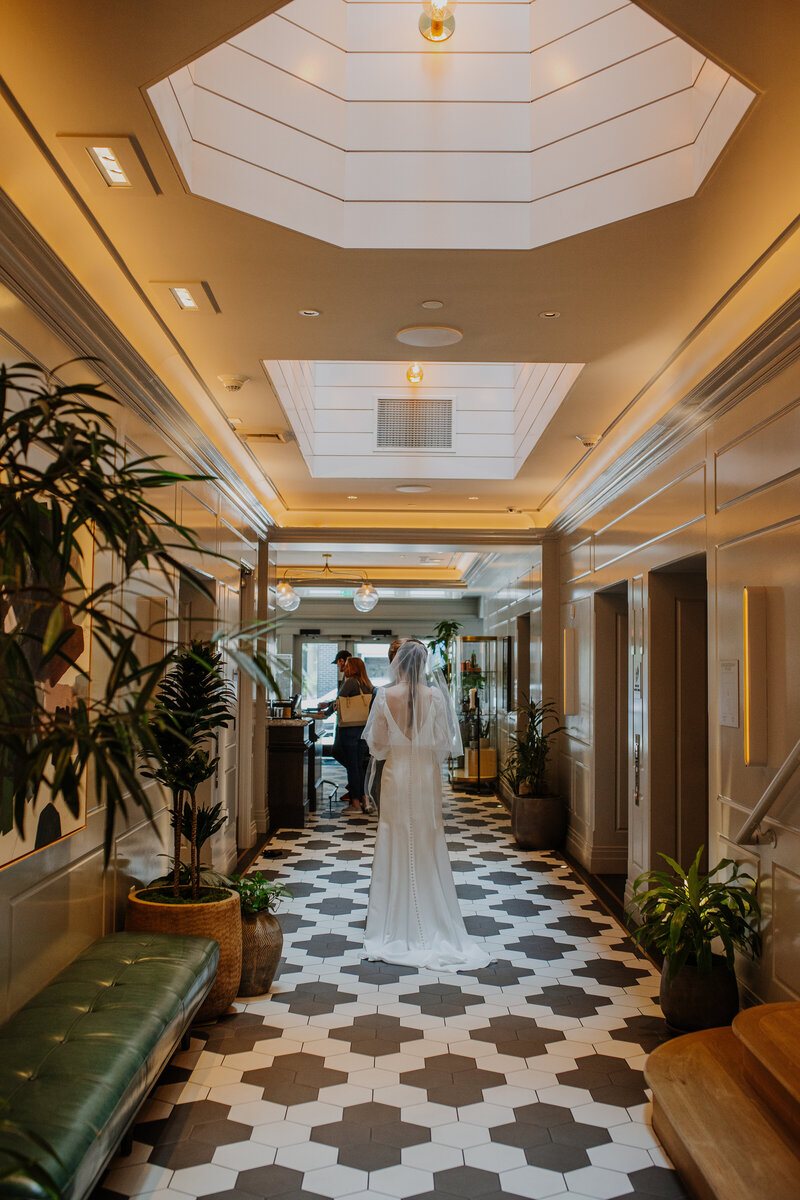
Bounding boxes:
[149,0,753,249]
[1,0,798,591]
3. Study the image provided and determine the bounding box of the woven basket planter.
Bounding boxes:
[125,887,242,1021]
[238,912,283,997]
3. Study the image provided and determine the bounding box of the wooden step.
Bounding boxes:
[645,1026,800,1200]
[733,1001,800,1143]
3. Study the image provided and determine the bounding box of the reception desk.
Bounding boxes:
[267,718,321,830]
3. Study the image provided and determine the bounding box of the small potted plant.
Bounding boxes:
[627,846,761,1032]
[231,873,292,996]
[501,696,566,849]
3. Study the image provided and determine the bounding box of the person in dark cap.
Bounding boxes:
[332,649,351,668]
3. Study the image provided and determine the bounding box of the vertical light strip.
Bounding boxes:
[563,626,578,716]
[743,586,767,765]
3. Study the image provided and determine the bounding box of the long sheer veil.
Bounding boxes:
[363,639,463,762]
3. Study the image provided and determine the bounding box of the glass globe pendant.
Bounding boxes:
[353,583,379,613]
[276,580,300,611]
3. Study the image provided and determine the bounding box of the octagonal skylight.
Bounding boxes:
[149,0,754,249]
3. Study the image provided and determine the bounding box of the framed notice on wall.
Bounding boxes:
[719,660,739,727]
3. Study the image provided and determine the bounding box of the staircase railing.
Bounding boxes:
[736,733,800,844]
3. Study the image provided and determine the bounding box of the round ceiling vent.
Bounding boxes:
[396,325,462,347]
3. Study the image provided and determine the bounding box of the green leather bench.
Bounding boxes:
[0,931,219,1199]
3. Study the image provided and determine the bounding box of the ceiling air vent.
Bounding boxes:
[376,398,452,450]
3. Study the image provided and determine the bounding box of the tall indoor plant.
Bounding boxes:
[427,619,462,685]
[628,846,761,1031]
[0,360,208,859]
[126,641,242,1020]
[501,696,566,849]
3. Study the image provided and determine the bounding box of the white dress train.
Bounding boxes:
[363,686,492,971]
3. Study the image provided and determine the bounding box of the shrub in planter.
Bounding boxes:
[627,846,761,1032]
[231,873,292,997]
[127,642,241,1020]
[501,697,566,850]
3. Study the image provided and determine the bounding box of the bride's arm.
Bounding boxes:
[363,689,391,759]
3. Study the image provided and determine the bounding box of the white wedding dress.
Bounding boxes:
[362,646,492,972]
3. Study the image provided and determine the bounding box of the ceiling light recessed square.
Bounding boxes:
[152,281,219,314]
[57,135,159,194]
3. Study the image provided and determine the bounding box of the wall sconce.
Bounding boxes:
[743,586,767,764]
[563,627,579,716]
[419,1,455,43]
[407,362,423,384]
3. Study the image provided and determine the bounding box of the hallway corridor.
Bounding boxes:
[96,780,686,1200]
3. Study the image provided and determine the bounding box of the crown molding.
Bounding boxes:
[552,285,800,536]
[0,186,272,537]
[270,527,542,547]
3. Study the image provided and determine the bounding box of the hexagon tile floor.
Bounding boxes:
[95,771,687,1200]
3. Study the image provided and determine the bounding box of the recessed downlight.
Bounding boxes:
[539,310,561,319]
[468,495,480,500]
[395,484,432,494]
[421,299,443,310]
[347,494,358,500]
[299,308,320,317]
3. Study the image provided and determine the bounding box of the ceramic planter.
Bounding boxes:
[512,793,567,850]
[238,911,284,997]
[125,887,242,1021]
[659,954,740,1032]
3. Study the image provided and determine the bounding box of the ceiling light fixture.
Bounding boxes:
[299,308,320,317]
[406,362,423,384]
[419,0,455,43]
[421,299,443,310]
[396,484,431,494]
[396,325,462,347]
[277,554,380,613]
[87,145,131,187]
[170,286,199,310]
[539,310,561,319]
[218,374,249,392]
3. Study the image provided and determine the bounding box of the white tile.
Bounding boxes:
[372,1083,429,1107]
[302,1164,369,1197]
[250,1119,312,1147]
[400,1101,457,1128]
[275,1140,339,1170]
[226,1099,288,1126]
[432,1120,491,1149]
[589,1141,653,1173]
[610,1121,659,1149]
[153,1082,209,1105]
[169,1164,238,1196]
[104,1164,173,1196]
[455,1102,515,1127]
[466,1141,527,1172]
[206,1082,264,1106]
[319,1082,373,1106]
[212,1141,276,1170]
[498,1164,565,1198]
[401,1141,463,1171]
[563,1165,632,1199]
[348,1066,401,1089]
[535,1084,592,1108]
[288,1099,344,1126]
[368,1164,435,1197]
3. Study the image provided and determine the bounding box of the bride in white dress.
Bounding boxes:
[362,640,492,971]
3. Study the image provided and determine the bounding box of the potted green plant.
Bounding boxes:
[0,360,210,861]
[126,641,242,1020]
[427,619,462,685]
[231,873,292,996]
[501,696,566,850]
[627,846,761,1032]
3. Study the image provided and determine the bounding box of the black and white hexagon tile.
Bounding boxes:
[95,768,687,1200]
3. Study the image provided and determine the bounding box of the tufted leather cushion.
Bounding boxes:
[0,931,219,1199]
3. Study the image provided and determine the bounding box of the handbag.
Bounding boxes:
[337,690,372,726]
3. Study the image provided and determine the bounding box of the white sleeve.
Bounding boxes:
[363,688,391,760]
[431,689,458,760]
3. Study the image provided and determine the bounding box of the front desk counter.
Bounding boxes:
[266,717,323,829]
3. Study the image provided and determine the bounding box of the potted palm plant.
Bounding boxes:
[231,873,292,996]
[0,360,210,863]
[501,696,566,850]
[627,846,761,1032]
[427,619,462,685]
[126,640,242,1020]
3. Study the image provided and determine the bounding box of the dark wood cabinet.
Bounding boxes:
[267,720,313,830]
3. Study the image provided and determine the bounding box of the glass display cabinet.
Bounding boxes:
[451,635,499,787]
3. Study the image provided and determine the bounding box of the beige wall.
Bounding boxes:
[558,356,800,1005]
